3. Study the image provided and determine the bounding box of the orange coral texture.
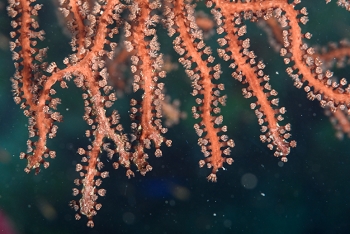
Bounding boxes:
[7,0,350,227]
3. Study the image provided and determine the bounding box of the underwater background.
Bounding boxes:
[1,0,350,233]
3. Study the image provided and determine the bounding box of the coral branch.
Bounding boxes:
[7,0,350,228]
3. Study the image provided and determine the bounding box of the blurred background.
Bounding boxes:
[1,0,350,233]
